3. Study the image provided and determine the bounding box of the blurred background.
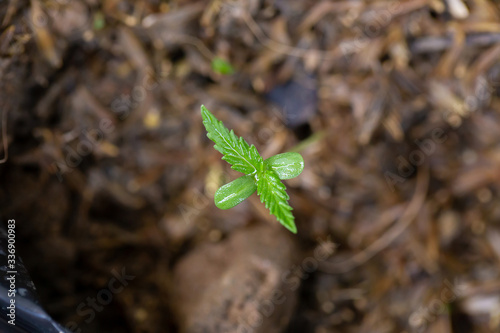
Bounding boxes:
[1,0,500,332]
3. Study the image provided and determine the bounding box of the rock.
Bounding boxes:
[266,73,317,128]
[172,224,300,333]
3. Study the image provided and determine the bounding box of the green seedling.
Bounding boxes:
[211,57,234,75]
[201,105,304,233]
[93,12,106,31]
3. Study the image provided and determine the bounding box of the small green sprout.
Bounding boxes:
[93,12,106,31]
[201,105,304,233]
[211,57,234,75]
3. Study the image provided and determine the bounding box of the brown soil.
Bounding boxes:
[1,1,500,332]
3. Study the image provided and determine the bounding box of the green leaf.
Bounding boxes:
[256,169,297,234]
[211,57,234,75]
[265,152,304,180]
[201,105,264,175]
[214,175,257,210]
[93,12,106,31]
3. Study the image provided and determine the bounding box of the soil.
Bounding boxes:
[1,1,500,332]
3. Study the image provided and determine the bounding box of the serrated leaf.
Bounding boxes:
[264,152,304,180]
[201,105,263,175]
[256,169,297,234]
[214,175,257,210]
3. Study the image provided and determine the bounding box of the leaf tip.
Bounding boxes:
[284,221,297,234]
[200,105,208,117]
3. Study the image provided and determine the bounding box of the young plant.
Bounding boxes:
[201,105,304,233]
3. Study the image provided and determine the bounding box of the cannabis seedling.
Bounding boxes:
[201,105,304,233]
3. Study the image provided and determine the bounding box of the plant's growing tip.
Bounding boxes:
[201,105,304,233]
